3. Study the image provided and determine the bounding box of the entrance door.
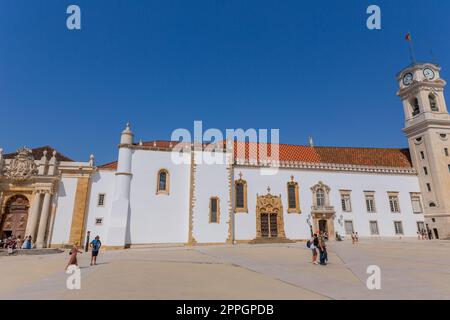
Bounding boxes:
[260,213,278,238]
[319,220,328,234]
[0,195,29,240]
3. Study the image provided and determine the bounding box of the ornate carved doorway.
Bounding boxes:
[255,189,286,240]
[0,195,29,239]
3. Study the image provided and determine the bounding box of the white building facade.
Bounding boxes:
[1,61,449,249]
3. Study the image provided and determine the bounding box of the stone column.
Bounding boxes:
[25,192,43,241]
[35,192,52,248]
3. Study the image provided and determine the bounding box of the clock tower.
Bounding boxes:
[397,62,450,239]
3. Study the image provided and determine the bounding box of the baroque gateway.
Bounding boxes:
[1,62,449,249]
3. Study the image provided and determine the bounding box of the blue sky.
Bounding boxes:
[1,0,449,164]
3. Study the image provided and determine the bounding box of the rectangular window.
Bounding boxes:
[448,164,450,173]
[394,221,404,235]
[423,167,428,175]
[445,148,449,157]
[426,183,432,192]
[97,193,105,207]
[389,194,400,213]
[410,194,423,214]
[340,192,352,212]
[365,192,376,213]
[210,197,219,223]
[95,218,103,225]
[369,221,379,235]
[420,151,425,160]
[344,220,354,235]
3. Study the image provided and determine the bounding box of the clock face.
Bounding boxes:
[403,73,413,86]
[423,68,435,80]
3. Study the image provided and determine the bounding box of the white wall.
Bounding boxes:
[127,150,191,244]
[192,151,230,243]
[234,167,424,241]
[84,170,116,242]
[51,176,78,245]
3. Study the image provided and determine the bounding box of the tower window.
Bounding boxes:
[429,94,439,112]
[430,203,437,208]
[445,148,449,157]
[426,183,432,192]
[420,151,425,160]
[411,98,420,116]
[423,167,428,175]
[448,164,450,173]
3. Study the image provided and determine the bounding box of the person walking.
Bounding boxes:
[90,235,102,266]
[318,234,328,265]
[22,236,32,249]
[308,233,319,265]
[65,242,82,270]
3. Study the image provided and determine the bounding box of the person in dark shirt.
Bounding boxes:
[90,236,102,266]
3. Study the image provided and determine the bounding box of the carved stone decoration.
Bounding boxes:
[255,191,286,239]
[4,147,38,181]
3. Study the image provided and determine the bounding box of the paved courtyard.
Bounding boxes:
[1,239,450,300]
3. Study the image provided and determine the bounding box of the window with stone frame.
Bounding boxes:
[234,173,248,213]
[157,169,170,194]
[369,221,379,235]
[340,191,352,212]
[394,221,404,235]
[287,176,300,213]
[410,193,423,214]
[365,192,376,213]
[388,193,401,213]
[209,197,220,223]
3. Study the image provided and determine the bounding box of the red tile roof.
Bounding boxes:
[97,141,413,170]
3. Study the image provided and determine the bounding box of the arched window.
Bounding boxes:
[235,173,248,213]
[429,94,439,112]
[411,98,420,116]
[316,189,325,208]
[287,176,300,214]
[156,169,170,194]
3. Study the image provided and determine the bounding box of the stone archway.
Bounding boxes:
[255,189,287,240]
[0,195,30,240]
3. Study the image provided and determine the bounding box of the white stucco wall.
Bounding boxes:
[84,170,116,242]
[192,151,230,243]
[234,167,424,241]
[127,149,191,244]
[51,176,78,245]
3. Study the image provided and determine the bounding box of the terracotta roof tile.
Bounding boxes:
[97,141,413,169]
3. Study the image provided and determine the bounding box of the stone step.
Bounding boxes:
[0,248,64,256]
[248,237,296,244]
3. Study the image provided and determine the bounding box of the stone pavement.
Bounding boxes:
[0,239,449,299]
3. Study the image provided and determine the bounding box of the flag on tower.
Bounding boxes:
[405,32,412,41]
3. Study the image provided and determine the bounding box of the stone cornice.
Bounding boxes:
[233,159,417,175]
